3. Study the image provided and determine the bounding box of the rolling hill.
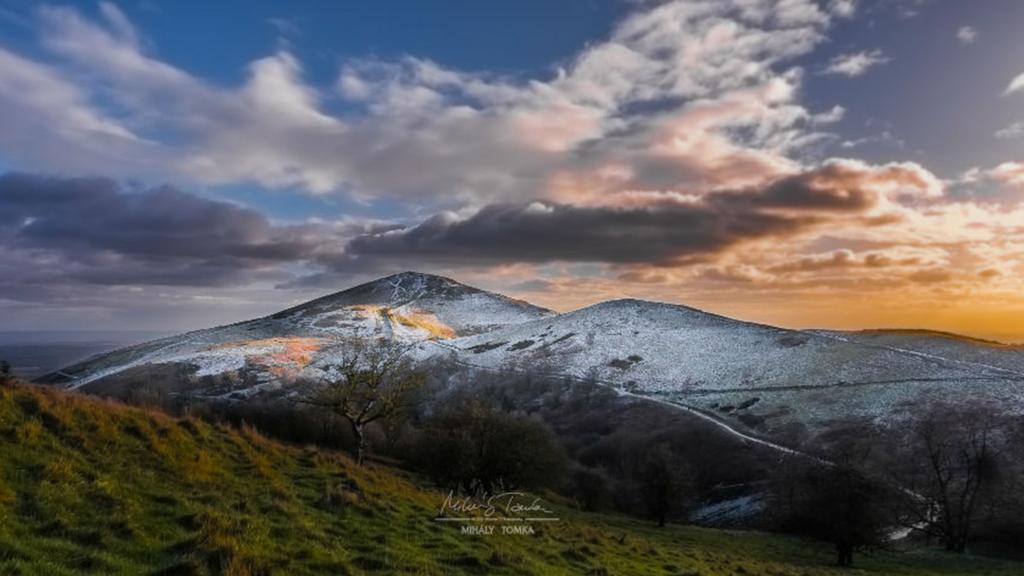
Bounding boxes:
[446,299,1024,441]
[35,272,1024,448]
[37,272,553,399]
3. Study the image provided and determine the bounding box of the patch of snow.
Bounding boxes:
[690,494,766,524]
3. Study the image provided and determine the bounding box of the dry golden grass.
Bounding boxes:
[208,336,324,377]
[352,304,456,339]
[392,309,456,339]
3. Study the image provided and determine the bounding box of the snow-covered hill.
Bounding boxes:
[37,272,552,396]
[816,329,1024,377]
[271,270,553,339]
[447,298,982,390]
[445,298,1024,435]
[37,272,1024,440]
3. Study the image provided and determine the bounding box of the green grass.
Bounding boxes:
[0,382,1019,575]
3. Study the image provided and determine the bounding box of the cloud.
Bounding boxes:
[840,130,905,150]
[960,162,1024,193]
[97,2,140,48]
[321,160,940,273]
[828,0,857,18]
[0,1,843,208]
[1,148,945,301]
[956,26,978,44]
[768,248,922,273]
[338,201,807,268]
[995,122,1024,140]
[822,50,889,77]
[508,279,557,292]
[1005,72,1024,96]
[873,0,929,19]
[907,267,952,284]
[0,46,144,172]
[0,172,391,302]
[988,162,1024,188]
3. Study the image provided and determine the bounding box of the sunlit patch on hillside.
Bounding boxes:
[206,337,324,377]
[349,304,386,321]
[249,337,323,376]
[391,309,456,339]
[349,304,456,339]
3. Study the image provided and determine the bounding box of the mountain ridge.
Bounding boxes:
[35,271,1024,446]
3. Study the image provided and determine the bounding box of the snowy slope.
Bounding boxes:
[448,298,986,390]
[37,274,1024,438]
[446,299,1024,433]
[37,272,553,394]
[816,329,1024,377]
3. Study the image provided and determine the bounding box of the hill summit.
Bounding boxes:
[37,271,553,396]
[271,271,553,336]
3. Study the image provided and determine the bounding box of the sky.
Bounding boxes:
[1,0,1024,341]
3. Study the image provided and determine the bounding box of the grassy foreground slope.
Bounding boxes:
[0,383,1019,576]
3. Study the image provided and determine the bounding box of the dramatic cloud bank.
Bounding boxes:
[0,173,393,305]
[334,160,939,270]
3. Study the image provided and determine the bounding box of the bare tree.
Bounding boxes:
[300,338,424,465]
[900,408,998,552]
